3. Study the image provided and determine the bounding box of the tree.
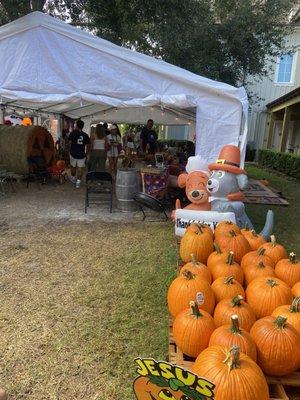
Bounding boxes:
[0,0,297,86]
[0,0,47,24]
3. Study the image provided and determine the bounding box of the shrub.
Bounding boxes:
[258,149,300,180]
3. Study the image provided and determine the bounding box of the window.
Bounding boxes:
[275,53,295,84]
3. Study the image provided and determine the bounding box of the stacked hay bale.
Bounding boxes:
[0,125,55,174]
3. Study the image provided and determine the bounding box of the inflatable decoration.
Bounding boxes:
[207,145,273,240]
[174,146,274,239]
[174,155,211,212]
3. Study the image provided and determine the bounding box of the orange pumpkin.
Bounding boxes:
[215,230,251,263]
[275,252,300,288]
[179,223,214,264]
[210,251,244,284]
[241,226,252,239]
[209,315,257,361]
[207,244,230,271]
[213,295,256,332]
[244,261,276,286]
[167,270,215,317]
[56,159,66,169]
[241,247,275,270]
[211,275,245,303]
[258,235,287,264]
[133,375,189,400]
[173,301,215,358]
[179,254,212,284]
[214,221,241,237]
[193,345,269,400]
[250,315,300,376]
[243,230,266,251]
[292,282,300,297]
[246,277,293,319]
[272,297,300,334]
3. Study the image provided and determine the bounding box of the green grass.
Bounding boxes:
[0,221,177,399]
[245,164,300,253]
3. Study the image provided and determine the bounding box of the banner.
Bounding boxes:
[175,209,236,237]
[133,358,215,400]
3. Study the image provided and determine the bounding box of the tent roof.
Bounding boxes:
[0,11,246,121]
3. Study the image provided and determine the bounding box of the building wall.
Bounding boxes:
[247,24,300,149]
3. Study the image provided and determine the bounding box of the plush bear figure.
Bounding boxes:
[207,145,273,239]
[174,156,211,213]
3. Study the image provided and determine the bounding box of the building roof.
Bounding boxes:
[266,87,300,109]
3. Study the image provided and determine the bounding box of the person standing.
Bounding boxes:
[140,119,157,154]
[106,124,122,176]
[89,124,106,171]
[68,119,90,188]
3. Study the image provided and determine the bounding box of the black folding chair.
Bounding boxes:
[85,171,113,213]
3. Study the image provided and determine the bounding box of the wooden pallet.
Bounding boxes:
[168,319,300,400]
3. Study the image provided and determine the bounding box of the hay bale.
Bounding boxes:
[0,125,55,174]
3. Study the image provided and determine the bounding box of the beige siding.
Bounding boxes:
[247,26,300,149]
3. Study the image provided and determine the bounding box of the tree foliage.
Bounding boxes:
[0,0,297,85]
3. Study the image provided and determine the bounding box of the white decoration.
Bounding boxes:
[185,155,209,175]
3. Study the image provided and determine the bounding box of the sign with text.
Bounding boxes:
[175,209,236,237]
[133,358,215,400]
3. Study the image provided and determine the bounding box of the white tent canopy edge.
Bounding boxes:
[0,11,248,164]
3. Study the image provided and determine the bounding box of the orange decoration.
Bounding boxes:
[209,314,257,361]
[275,252,300,288]
[250,315,300,376]
[173,301,215,358]
[167,270,215,317]
[215,230,251,263]
[179,254,212,284]
[193,345,269,400]
[246,277,293,318]
[213,295,256,332]
[258,235,287,264]
[210,251,244,285]
[211,275,245,303]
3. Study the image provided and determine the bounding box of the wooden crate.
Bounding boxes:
[168,319,300,400]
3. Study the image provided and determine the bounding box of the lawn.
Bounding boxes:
[0,165,299,399]
[245,164,300,253]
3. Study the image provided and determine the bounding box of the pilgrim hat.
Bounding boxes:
[208,145,246,175]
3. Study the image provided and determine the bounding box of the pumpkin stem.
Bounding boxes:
[227,251,234,265]
[214,243,222,254]
[191,254,197,265]
[183,270,195,280]
[289,252,297,263]
[270,235,277,246]
[258,248,266,256]
[196,225,203,234]
[243,224,250,231]
[290,297,300,313]
[257,261,266,269]
[190,301,203,318]
[229,230,237,237]
[230,315,241,334]
[225,346,241,370]
[267,278,278,288]
[225,276,234,285]
[251,230,258,237]
[274,315,287,329]
[231,295,244,307]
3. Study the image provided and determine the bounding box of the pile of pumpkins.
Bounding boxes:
[167,221,300,400]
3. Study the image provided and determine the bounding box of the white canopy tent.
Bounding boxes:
[0,11,248,163]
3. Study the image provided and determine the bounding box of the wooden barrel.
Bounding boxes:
[116,168,140,211]
[0,125,55,174]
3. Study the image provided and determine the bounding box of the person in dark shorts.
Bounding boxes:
[68,120,90,188]
[140,119,157,154]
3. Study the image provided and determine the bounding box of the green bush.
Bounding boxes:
[258,149,300,180]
